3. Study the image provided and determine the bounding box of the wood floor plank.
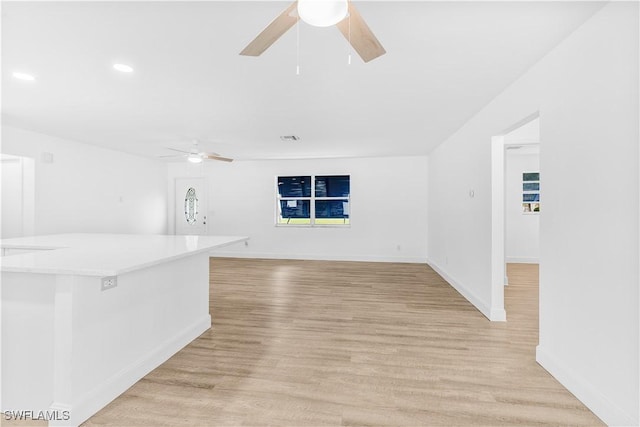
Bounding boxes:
[82,260,602,426]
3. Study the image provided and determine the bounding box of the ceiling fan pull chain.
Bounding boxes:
[348,9,351,65]
[296,17,300,75]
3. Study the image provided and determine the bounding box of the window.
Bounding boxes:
[522,171,540,213]
[277,175,350,226]
[184,187,199,225]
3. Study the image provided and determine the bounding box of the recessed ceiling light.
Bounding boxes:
[12,72,35,81]
[113,63,134,73]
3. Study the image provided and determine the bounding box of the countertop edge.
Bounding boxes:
[114,236,249,276]
[0,236,249,277]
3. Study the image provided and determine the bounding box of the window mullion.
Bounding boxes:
[310,175,316,226]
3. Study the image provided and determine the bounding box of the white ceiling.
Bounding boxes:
[1,1,603,161]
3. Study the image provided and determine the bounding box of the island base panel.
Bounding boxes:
[2,252,211,427]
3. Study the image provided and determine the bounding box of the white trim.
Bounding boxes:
[503,137,540,145]
[427,259,506,322]
[491,136,507,320]
[505,256,539,264]
[211,251,427,264]
[536,345,633,427]
[637,7,640,424]
[274,223,351,228]
[49,316,211,427]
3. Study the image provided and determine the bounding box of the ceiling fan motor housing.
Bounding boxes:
[297,0,348,27]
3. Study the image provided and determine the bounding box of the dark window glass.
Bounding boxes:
[523,182,540,191]
[315,200,349,219]
[279,200,310,219]
[523,172,540,182]
[277,176,311,197]
[315,175,350,197]
[523,193,540,202]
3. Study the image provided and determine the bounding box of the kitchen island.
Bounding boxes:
[1,233,247,426]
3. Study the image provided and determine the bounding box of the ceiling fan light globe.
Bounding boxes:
[187,154,203,164]
[297,0,348,27]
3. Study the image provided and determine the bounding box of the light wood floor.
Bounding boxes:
[80,260,602,426]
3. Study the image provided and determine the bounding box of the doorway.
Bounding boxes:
[491,114,540,320]
[505,143,540,268]
[1,154,35,238]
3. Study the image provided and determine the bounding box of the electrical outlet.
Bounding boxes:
[101,276,118,291]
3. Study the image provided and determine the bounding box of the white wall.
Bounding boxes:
[428,3,638,425]
[505,150,539,263]
[1,126,168,235]
[167,156,428,263]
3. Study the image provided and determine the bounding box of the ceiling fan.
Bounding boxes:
[159,140,233,164]
[240,0,385,63]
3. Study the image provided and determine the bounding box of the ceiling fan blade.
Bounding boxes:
[336,2,386,63]
[240,2,299,56]
[198,151,221,157]
[157,154,185,158]
[166,147,191,154]
[203,154,234,163]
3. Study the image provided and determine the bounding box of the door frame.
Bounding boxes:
[490,111,539,321]
[1,154,35,238]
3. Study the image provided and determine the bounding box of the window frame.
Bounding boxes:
[275,174,351,227]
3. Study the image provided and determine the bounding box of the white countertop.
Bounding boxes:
[0,233,248,276]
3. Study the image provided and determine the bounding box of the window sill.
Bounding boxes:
[275,224,351,228]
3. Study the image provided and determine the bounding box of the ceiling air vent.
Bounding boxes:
[280,135,301,142]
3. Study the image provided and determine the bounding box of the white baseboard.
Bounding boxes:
[211,250,428,264]
[536,345,635,426]
[427,259,506,322]
[505,256,539,264]
[489,307,507,321]
[50,316,212,427]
